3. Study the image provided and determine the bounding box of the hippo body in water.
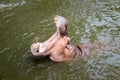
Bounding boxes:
[30,15,100,62]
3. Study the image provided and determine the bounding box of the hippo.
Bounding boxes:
[30,15,100,62]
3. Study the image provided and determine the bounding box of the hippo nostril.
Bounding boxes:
[37,49,39,53]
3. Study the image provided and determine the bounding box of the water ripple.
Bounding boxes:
[0,0,26,11]
[0,47,10,54]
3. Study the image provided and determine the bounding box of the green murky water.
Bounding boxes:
[0,0,120,80]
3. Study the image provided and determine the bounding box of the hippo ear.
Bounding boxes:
[34,36,39,43]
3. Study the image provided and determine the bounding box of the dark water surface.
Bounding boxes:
[0,0,120,80]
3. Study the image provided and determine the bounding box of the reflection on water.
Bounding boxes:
[0,0,120,80]
[0,0,26,11]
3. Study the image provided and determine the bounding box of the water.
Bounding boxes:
[0,0,120,80]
